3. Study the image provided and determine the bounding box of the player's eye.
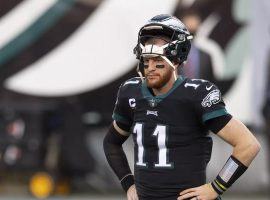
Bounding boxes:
[143,64,149,69]
[156,64,165,68]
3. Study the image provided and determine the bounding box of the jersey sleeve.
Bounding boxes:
[112,83,133,129]
[194,81,230,124]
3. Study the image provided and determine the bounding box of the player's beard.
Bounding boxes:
[146,69,172,89]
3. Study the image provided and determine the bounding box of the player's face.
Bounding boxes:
[143,39,174,89]
[143,56,173,89]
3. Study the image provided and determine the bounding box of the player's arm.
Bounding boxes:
[178,116,261,200]
[210,117,261,193]
[179,81,261,200]
[103,120,135,192]
[105,80,139,199]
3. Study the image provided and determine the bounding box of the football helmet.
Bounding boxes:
[133,14,193,79]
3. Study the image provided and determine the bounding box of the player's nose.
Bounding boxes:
[147,58,157,71]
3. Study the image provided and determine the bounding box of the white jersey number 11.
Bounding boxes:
[133,123,172,168]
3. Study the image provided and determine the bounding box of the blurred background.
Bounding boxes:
[0,0,269,199]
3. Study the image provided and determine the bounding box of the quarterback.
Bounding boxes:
[103,14,260,200]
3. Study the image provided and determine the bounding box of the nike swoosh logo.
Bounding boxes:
[206,85,213,90]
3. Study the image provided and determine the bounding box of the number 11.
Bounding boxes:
[133,123,172,168]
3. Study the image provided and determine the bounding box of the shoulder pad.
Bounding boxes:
[183,78,219,96]
[121,77,142,87]
[185,78,208,84]
[183,78,208,91]
[117,77,142,98]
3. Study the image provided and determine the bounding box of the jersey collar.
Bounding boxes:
[141,76,185,101]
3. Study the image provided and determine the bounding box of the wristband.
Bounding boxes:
[120,174,135,192]
[211,155,247,195]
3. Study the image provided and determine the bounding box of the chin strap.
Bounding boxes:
[160,56,178,81]
[136,62,145,82]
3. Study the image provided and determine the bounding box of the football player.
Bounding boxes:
[103,14,260,200]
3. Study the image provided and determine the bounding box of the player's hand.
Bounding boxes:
[127,184,138,200]
[177,183,218,200]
